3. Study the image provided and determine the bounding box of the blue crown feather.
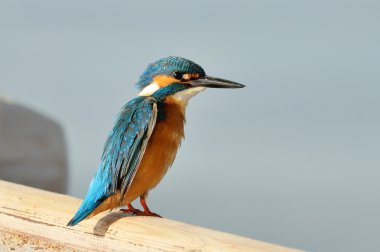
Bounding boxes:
[136,56,206,90]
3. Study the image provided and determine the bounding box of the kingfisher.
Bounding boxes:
[67,56,244,226]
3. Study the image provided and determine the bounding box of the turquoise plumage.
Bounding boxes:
[68,56,244,226]
[68,97,157,226]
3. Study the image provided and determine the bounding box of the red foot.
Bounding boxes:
[139,195,162,217]
[120,208,143,215]
[120,196,162,217]
[120,203,143,215]
[120,208,161,217]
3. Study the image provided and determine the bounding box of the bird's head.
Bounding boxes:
[136,56,244,104]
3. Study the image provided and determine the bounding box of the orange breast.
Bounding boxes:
[122,99,185,204]
[84,99,186,219]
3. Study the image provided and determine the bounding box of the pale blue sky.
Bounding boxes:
[1,1,379,251]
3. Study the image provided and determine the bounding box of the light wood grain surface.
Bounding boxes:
[0,180,302,251]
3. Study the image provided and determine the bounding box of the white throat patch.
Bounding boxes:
[138,82,160,96]
[171,87,206,107]
[139,83,205,107]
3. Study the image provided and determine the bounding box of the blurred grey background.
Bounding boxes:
[1,1,379,251]
[0,97,67,192]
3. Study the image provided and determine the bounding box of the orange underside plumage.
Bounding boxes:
[86,98,185,217]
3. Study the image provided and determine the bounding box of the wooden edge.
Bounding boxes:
[0,180,303,251]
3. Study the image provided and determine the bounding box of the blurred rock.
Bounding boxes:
[0,97,67,193]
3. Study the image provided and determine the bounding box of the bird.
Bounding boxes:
[67,56,244,226]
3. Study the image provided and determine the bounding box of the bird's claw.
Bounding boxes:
[120,208,161,217]
[120,208,143,215]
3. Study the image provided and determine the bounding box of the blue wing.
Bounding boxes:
[67,96,157,226]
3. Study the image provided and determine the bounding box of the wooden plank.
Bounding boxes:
[0,180,302,251]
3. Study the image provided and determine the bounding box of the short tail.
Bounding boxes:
[67,195,105,226]
[68,161,112,226]
[67,174,109,226]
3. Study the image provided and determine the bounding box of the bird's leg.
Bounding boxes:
[120,203,143,215]
[138,194,162,217]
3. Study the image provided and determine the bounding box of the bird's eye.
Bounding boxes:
[172,71,183,80]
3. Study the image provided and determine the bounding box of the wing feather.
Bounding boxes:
[67,96,157,226]
[102,96,157,195]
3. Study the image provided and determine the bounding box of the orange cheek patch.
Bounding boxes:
[153,75,179,87]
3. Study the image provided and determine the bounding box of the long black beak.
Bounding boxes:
[189,76,245,88]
